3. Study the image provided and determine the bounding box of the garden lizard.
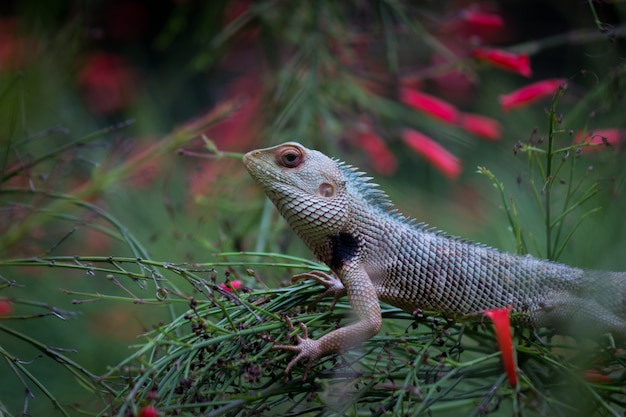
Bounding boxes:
[243,141,626,375]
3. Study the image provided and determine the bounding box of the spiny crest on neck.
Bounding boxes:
[330,154,494,247]
[334,158,409,223]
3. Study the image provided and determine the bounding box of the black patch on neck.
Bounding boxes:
[328,232,360,269]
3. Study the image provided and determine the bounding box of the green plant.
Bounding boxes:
[1,1,626,416]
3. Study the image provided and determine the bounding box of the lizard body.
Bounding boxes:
[243,142,626,374]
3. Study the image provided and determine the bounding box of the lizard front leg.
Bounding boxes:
[274,266,382,379]
[292,270,346,311]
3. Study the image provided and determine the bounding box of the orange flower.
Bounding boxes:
[473,48,531,77]
[459,113,502,141]
[400,87,460,124]
[484,306,518,387]
[499,79,565,112]
[573,129,625,153]
[402,130,461,180]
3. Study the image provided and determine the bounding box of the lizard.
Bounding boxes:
[242,141,626,376]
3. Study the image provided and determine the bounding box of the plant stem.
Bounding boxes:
[545,110,555,260]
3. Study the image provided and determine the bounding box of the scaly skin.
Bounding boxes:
[243,141,626,376]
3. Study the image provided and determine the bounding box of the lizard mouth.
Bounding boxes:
[242,151,262,177]
[241,150,257,167]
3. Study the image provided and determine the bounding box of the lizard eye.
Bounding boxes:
[276,146,303,168]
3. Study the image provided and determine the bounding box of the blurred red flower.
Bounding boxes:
[473,48,531,78]
[402,129,461,180]
[137,405,159,417]
[484,306,518,387]
[461,9,504,30]
[429,42,475,106]
[499,79,565,112]
[438,7,505,44]
[0,18,35,72]
[583,370,614,383]
[459,113,502,141]
[400,87,460,124]
[573,129,625,153]
[78,52,138,114]
[0,298,12,316]
[219,280,243,293]
[189,71,265,198]
[352,129,398,176]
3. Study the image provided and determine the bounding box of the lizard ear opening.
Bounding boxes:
[275,145,304,168]
[318,182,335,197]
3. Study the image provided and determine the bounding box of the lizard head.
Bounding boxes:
[243,142,352,238]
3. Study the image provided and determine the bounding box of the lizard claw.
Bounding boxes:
[292,270,346,312]
[273,318,321,380]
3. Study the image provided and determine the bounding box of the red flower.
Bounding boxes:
[400,87,460,124]
[430,44,474,105]
[402,130,461,180]
[137,405,158,417]
[459,113,502,141]
[473,48,531,78]
[0,298,12,316]
[484,306,518,387]
[573,129,625,153]
[78,52,137,114]
[353,130,398,176]
[189,71,264,197]
[499,79,565,112]
[583,370,614,383]
[0,19,21,71]
[219,280,243,293]
[461,10,504,30]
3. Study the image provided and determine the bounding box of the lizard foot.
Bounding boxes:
[292,270,346,312]
[273,316,322,380]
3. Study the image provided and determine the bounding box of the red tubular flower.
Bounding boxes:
[459,113,502,141]
[400,87,460,124]
[219,280,243,293]
[402,130,461,180]
[499,79,565,112]
[573,129,625,153]
[484,306,518,387]
[473,48,532,78]
[583,370,614,383]
[461,10,504,30]
[354,131,398,176]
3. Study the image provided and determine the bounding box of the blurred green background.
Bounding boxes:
[1,0,625,415]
